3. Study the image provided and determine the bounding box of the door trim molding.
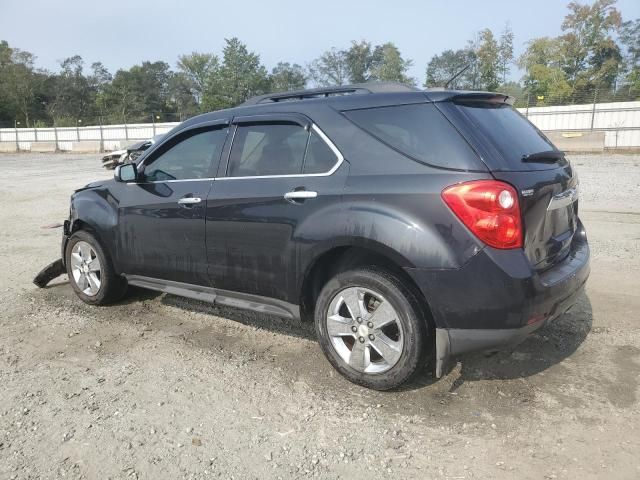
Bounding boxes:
[124,275,300,319]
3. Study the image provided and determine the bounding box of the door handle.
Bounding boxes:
[284,190,317,202]
[178,197,202,205]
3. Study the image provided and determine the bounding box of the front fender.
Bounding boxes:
[63,187,120,268]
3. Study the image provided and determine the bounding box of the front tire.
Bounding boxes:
[315,267,428,390]
[65,230,127,305]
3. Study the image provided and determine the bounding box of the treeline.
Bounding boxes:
[0,0,638,128]
[427,0,639,105]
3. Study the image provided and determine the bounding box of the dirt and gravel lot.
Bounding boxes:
[0,152,639,479]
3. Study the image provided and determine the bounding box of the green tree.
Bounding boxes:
[559,0,622,93]
[618,19,640,95]
[369,42,415,85]
[519,37,572,104]
[476,29,500,91]
[167,72,199,120]
[344,40,375,83]
[89,62,112,120]
[269,62,307,92]
[177,52,219,105]
[0,41,48,126]
[102,61,173,123]
[3,47,45,127]
[202,38,269,110]
[0,41,16,124]
[308,48,349,86]
[424,48,477,89]
[498,24,515,85]
[46,55,97,124]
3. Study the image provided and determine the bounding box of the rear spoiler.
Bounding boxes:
[451,92,515,106]
[424,89,515,106]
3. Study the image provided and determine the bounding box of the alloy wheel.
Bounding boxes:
[70,241,102,296]
[326,286,404,374]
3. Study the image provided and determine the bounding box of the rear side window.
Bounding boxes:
[455,103,554,162]
[343,103,480,170]
[228,122,308,177]
[303,130,337,174]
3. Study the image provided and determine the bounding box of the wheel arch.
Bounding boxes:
[298,242,435,333]
[64,190,119,270]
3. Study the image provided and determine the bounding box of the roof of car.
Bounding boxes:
[178,82,513,130]
[241,81,421,105]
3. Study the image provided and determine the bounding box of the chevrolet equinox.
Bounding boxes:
[60,82,590,390]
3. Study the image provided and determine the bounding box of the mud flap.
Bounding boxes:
[435,328,452,378]
[33,258,65,288]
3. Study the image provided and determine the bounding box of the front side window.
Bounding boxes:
[143,128,226,182]
[227,122,308,177]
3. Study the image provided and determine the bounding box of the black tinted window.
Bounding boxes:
[455,103,554,160]
[303,130,338,174]
[144,129,226,181]
[228,123,307,177]
[343,103,478,169]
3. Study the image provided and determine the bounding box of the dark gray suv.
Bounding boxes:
[60,82,590,390]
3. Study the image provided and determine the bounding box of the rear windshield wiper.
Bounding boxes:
[521,150,565,163]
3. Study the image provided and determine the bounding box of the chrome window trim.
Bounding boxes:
[128,177,216,185]
[218,124,344,181]
[129,123,343,184]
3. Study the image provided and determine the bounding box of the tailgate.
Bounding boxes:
[493,165,579,270]
[439,97,580,271]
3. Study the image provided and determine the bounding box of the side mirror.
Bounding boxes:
[114,163,137,183]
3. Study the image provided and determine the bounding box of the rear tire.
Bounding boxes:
[314,267,428,390]
[65,230,127,305]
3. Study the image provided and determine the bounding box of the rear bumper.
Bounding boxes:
[406,223,590,377]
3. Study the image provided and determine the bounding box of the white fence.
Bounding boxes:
[0,122,179,152]
[518,100,640,149]
[1,100,639,152]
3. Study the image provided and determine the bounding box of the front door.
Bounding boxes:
[118,124,228,285]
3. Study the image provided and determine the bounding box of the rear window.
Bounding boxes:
[343,103,481,170]
[455,103,555,161]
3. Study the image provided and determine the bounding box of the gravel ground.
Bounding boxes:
[0,153,639,479]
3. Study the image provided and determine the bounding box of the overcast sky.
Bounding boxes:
[1,0,639,84]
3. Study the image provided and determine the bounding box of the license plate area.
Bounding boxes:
[546,186,578,238]
[537,187,579,269]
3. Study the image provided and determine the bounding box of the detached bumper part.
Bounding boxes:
[33,258,65,288]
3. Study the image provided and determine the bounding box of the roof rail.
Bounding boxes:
[242,82,420,106]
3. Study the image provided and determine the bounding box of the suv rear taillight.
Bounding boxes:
[442,180,523,249]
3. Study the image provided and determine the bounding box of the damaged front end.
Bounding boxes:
[34,218,73,288]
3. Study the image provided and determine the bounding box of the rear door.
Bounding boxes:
[205,114,347,302]
[440,99,579,270]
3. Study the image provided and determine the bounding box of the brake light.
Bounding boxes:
[442,180,523,249]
